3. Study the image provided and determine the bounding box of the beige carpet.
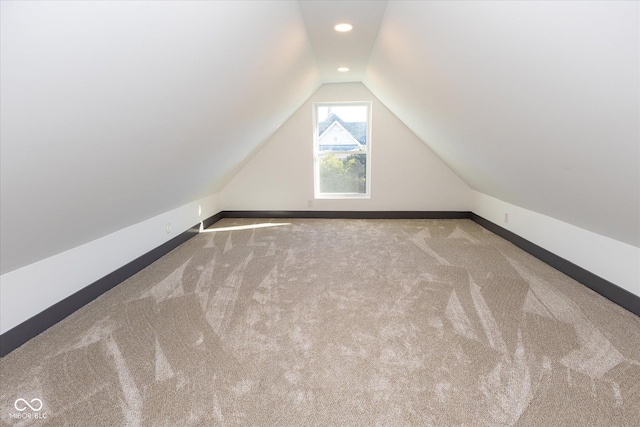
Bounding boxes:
[1,218,639,426]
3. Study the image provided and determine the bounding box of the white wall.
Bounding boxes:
[222,83,472,211]
[472,191,640,297]
[1,0,318,275]
[365,1,639,247]
[0,193,222,335]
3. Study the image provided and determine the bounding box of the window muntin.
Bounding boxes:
[313,102,371,198]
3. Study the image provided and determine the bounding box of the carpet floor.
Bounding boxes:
[1,218,639,426]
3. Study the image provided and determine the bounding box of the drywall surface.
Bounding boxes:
[298,0,388,83]
[0,193,221,334]
[0,1,318,274]
[472,191,640,297]
[365,1,639,247]
[222,82,472,211]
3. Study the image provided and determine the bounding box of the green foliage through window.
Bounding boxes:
[319,154,366,193]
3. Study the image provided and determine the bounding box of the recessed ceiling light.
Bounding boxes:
[334,23,353,32]
[337,67,350,72]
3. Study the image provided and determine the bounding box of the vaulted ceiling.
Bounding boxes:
[1,1,638,275]
[364,1,639,247]
[1,1,319,274]
[298,0,387,82]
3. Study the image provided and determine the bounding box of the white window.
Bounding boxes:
[313,102,371,198]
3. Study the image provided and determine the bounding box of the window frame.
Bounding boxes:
[313,101,372,199]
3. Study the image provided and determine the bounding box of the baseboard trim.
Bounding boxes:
[2,210,636,356]
[223,210,471,219]
[0,211,225,357]
[469,213,640,317]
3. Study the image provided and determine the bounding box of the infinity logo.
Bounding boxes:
[14,398,43,412]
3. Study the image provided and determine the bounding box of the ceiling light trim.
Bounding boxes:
[334,23,353,32]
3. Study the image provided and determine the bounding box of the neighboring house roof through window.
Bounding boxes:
[318,112,367,145]
[318,120,363,151]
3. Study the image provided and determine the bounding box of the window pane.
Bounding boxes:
[317,105,367,150]
[319,153,366,194]
[314,102,370,198]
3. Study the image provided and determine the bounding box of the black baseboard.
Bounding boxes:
[223,210,471,219]
[0,212,225,357]
[2,210,636,357]
[203,211,225,229]
[469,213,640,317]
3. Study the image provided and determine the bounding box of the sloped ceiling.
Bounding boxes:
[2,1,638,277]
[364,1,639,247]
[0,1,319,274]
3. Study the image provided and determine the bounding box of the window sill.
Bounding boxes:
[315,193,371,200]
